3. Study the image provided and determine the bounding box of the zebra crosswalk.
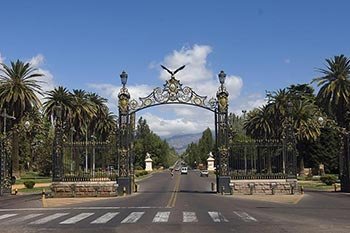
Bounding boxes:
[0,210,258,226]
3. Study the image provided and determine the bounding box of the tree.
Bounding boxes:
[313,54,350,128]
[133,117,176,169]
[244,84,323,174]
[43,86,73,123]
[0,60,43,176]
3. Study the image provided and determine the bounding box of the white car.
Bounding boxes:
[181,167,188,175]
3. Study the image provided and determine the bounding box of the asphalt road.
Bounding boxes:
[0,170,350,233]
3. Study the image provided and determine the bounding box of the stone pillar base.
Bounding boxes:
[51,181,118,197]
[217,176,231,194]
[230,179,299,195]
[117,177,132,195]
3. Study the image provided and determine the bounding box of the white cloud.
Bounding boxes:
[141,111,213,137]
[89,44,265,137]
[232,93,267,116]
[26,54,56,101]
[0,53,5,64]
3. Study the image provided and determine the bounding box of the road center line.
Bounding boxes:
[166,174,181,208]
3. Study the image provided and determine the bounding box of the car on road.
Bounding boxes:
[200,170,209,177]
[181,167,188,175]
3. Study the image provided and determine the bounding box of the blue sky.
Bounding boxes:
[1,0,350,136]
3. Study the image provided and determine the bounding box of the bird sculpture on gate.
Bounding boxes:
[161,65,186,77]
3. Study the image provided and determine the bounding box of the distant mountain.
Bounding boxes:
[165,133,202,154]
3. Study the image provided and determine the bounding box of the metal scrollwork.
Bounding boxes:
[129,65,217,113]
[219,146,229,176]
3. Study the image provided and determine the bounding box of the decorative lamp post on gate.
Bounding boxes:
[117,71,132,195]
[282,101,297,179]
[52,105,64,182]
[216,70,231,193]
[1,109,16,196]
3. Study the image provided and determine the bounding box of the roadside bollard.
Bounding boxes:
[300,185,304,194]
[123,186,126,196]
[248,183,255,195]
[290,182,296,195]
[270,182,277,195]
[41,189,47,208]
[211,182,215,192]
[134,183,138,193]
[221,186,225,195]
[229,182,234,195]
[334,183,337,192]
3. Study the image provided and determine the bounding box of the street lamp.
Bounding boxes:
[24,121,32,170]
[120,71,128,88]
[91,135,96,177]
[218,71,226,86]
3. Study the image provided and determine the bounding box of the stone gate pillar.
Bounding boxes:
[207,152,215,171]
[145,153,153,171]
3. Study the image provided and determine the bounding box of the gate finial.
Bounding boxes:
[161,65,186,77]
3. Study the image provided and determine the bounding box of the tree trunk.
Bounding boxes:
[12,130,20,177]
[299,156,305,176]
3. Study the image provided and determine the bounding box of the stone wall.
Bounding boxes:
[231,179,299,195]
[51,181,118,197]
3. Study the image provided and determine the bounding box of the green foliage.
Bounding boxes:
[23,180,36,189]
[184,128,214,168]
[313,54,350,128]
[320,175,338,185]
[135,170,149,177]
[134,117,177,169]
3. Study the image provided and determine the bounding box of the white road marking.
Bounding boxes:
[30,213,69,225]
[208,211,228,222]
[90,212,119,224]
[60,213,94,224]
[233,211,257,222]
[152,212,170,223]
[121,212,145,223]
[0,207,166,212]
[4,213,43,224]
[183,212,198,222]
[0,214,17,220]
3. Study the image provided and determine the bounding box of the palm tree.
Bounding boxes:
[0,60,43,119]
[86,92,108,137]
[0,60,43,176]
[70,89,96,139]
[43,86,73,122]
[312,54,350,128]
[95,111,116,141]
[244,105,274,139]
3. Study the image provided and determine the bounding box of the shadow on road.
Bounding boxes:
[179,190,216,194]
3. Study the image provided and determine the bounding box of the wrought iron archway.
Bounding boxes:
[116,66,231,194]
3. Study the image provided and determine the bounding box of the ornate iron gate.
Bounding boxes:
[0,134,12,196]
[116,66,231,194]
[51,107,117,183]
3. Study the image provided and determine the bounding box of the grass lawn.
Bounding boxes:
[17,186,51,193]
[15,171,52,184]
[298,180,339,191]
